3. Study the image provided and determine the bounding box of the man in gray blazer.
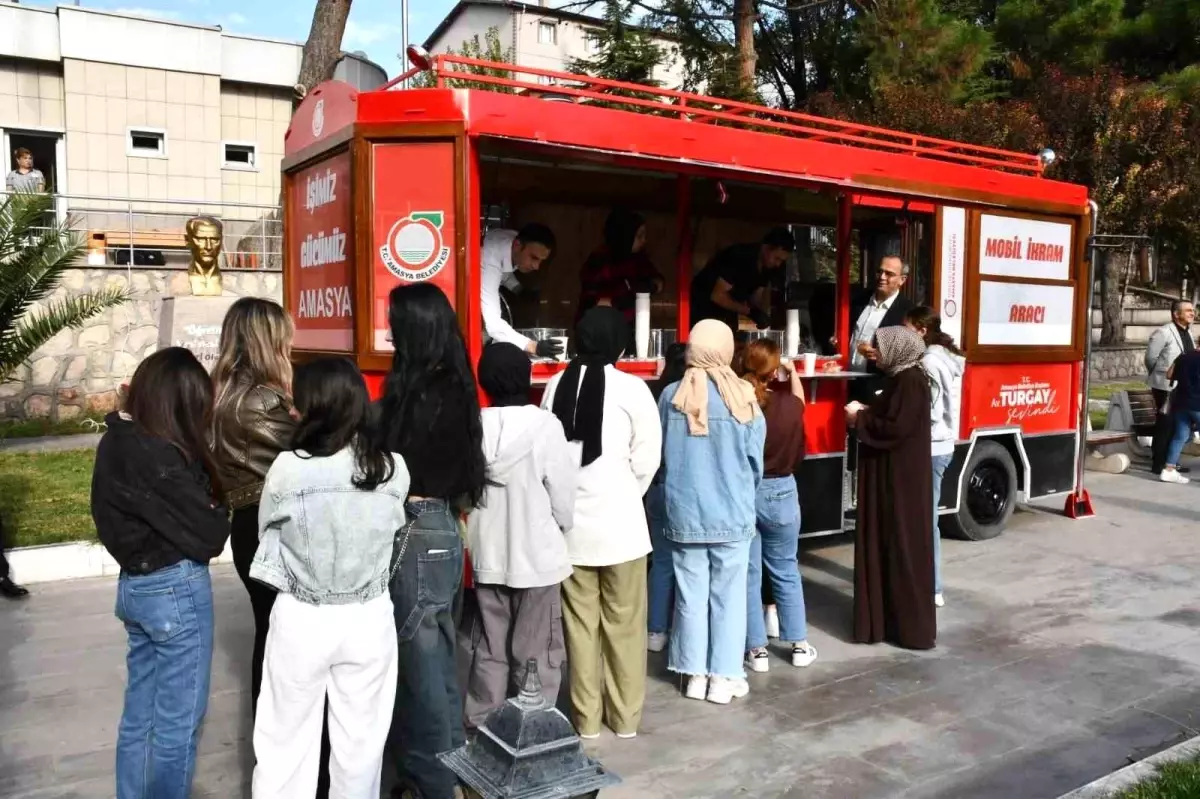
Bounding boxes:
[1145,299,1195,473]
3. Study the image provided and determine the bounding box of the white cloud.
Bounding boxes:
[343,19,403,49]
[218,11,249,28]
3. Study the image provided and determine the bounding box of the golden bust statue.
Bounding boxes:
[185,216,224,296]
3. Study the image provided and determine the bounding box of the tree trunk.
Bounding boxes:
[733,0,757,99]
[1099,250,1124,345]
[294,0,354,109]
[785,7,808,107]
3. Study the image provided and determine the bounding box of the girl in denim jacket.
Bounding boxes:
[250,357,410,798]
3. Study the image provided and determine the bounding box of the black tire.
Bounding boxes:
[940,439,1018,542]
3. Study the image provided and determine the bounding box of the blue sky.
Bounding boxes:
[22,0,513,77]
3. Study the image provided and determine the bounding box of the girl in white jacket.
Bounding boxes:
[542,307,662,739]
[464,342,578,728]
[906,307,965,609]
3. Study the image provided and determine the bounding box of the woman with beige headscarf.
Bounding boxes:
[656,320,766,705]
[845,325,936,650]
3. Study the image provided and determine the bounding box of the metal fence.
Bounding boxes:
[2,191,282,275]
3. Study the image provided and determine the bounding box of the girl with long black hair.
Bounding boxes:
[577,207,664,323]
[251,357,409,798]
[91,347,230,799]
[376,283,487,799]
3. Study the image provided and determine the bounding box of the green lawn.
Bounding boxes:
[0,449,96,548]
[1116,755,1200,798]
[0,412,107,440]
[1090,380,1146,402]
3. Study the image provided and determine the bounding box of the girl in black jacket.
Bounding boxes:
[91,347,230,799]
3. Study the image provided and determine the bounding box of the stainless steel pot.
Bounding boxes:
[736,329,785,349]
[516,328,567,342]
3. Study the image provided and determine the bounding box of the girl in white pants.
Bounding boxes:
[249,357,411,798]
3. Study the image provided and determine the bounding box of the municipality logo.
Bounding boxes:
[380,211,451,281]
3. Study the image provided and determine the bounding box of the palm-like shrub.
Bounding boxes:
[1,191,130,384]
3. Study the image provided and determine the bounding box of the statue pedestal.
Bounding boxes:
[158,296,236,372]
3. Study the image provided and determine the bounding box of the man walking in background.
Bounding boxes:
[1145,299,1195,475]
[0,515,30,599]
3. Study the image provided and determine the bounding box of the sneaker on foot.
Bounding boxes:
[707,676,750,705]
[647,632,668,653]
[765,605,780,639]
[1160,469,1190,484]
[791,642,818,668]
[684,675,708,701]
[934,593,945,608]
[745,647,770,673]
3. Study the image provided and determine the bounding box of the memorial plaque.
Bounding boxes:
[158,296,236,372]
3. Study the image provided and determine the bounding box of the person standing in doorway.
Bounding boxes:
[6,147,46,193]
[846,326,935,651]
[689,228,794,331]
[480,223,563,359]
[905,307,964,609]
[837,255,916,403]
[1145,300,1195,475]
[463,342,578,727]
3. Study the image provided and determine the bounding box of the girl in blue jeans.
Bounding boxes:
[738,340,817,671]
[906,307,965,608]
[91,348,231,799]
[1161,346,1200,484]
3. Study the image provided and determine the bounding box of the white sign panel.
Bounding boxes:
[938,206,966,346]
[977,281,1075,346]
[979,214,1073,281]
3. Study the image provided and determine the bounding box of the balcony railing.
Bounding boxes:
[2,191,282,273]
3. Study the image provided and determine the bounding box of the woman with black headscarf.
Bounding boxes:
[577,208,664,324]
[540,307,662,739]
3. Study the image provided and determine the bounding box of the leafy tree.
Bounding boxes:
[413,26,516,92]
[570,0,666,86]
[1,193,129,383]
[994,0,1124,74]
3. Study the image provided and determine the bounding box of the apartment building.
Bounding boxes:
[424,0,686,89]
[0,3,386,267]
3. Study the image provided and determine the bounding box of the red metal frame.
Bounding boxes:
[426,55,1043,175]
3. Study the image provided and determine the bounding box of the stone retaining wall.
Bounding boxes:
[1089,345,1144,383]
[1,267,281,421]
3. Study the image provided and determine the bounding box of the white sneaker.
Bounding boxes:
[647,632,668,653]
[791,642,818,668]
[1160,469,1190,484]
[934,593,945,608]
[745,647,770,673]
[765,605,780,639]
[684,675,708,701]
[707,676,750,705]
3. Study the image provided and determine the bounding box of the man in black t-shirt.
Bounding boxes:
[690,228,794,330]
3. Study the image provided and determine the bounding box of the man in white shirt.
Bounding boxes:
[481,224,562,358]
[841,255,915,401]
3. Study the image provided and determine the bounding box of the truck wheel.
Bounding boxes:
[940,440,1017,541]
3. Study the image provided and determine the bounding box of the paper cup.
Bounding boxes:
[803,352,816,376]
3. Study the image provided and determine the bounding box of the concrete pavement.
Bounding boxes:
[3,469,1200,798]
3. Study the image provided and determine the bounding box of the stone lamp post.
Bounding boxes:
[439,660,620,799]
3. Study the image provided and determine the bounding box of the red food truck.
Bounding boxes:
[280,51,1096,544]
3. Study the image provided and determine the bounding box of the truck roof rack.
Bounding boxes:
[404,54,1044,177]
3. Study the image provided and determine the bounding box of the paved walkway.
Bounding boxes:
[0,433,101,454]
[3,469,1200,798]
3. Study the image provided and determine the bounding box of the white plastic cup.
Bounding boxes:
[803,352,816,376]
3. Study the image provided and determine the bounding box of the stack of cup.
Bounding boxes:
[635,293,651,359]
[785,309,800,357]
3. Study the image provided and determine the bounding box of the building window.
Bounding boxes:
[222,141,259,171]
[537,21,557,45]
[126,128,167,158]
[536,74,556,86]
[585,32,602,53]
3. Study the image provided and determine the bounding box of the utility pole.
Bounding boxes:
[399,0,409,88]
